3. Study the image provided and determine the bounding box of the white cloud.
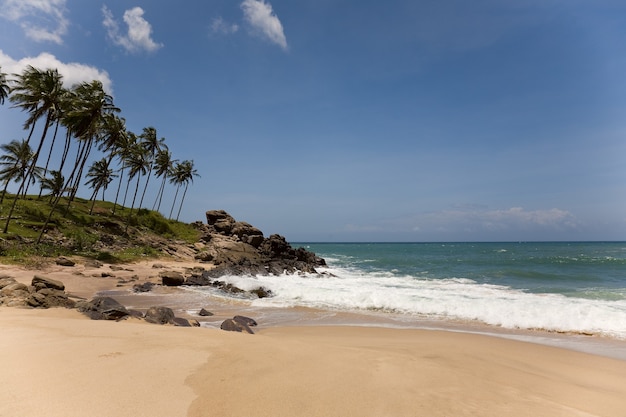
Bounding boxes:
[102,5,163,53]
[210,17,239,35]
[411,207,579,236]
[240,0,287,50]
[0,0,69,44]
[0,49,113,94]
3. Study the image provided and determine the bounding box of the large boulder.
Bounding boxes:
[144,306,176,325]
[159,271,184,286]
[76,297,130,320]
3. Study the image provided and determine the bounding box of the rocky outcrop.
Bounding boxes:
[0,275,75,308]
[193,210,325,277]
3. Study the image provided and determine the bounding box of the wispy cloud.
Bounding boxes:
[102,5,163,53]
[344,206,580,240]
[0,49,113,94]
[0,0,68,44]
[240,0,287,50]
[210,17,239,35]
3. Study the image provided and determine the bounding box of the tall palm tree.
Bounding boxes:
[137,126,165,209]
[39,170,65,203]
[63,81,119,210]
[85,158,117,214]
[169,160,199,221]
[37,81,119,241]
[8,67,63,190]
[175,160,199,221]
[98,114,128,215]
[125,142,150,227]
[0,139,35,204]
[3,67,64,233]
[0,66,9,105]
[152,148,176,213]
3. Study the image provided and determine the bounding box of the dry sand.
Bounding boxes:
[2,260,626,417]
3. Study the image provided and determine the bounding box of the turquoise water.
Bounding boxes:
[302,242,626,301]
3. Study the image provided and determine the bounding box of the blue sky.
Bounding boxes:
[1,0,625,242]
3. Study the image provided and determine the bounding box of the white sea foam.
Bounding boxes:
[202,266,626,339]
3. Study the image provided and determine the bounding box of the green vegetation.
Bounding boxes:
[0,192,200,264]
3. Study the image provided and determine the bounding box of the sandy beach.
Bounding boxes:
[2,260,626,417]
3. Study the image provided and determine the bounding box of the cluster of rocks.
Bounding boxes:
[73,295,259,333]
[191,210,326,277]
[0,275,75,308]
[1,275,259,333]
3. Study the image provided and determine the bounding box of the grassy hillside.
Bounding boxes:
[0,193,201,265]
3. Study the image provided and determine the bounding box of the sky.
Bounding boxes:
[1,0,626,242]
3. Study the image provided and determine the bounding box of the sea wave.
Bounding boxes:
[194,266,626,339]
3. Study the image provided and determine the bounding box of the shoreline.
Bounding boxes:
[3,258,626,360]
[3,259,626,416]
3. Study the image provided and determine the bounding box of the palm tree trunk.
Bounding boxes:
[176,183,189,221]
[169,186,180,220]
[138,166,152,209]
[38,119,60,199]
[112,165,125,215]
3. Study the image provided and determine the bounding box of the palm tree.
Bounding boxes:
[124,142,150,227]
[62,80,119,207]
[0,66,9,105]
[137,126,165,209]
[85,158,117,214]
[3,67,64,233]
[36,81,119,241]
[169,160,199,221]
[152,148,176,213]
[0,139,35,204]
[9,67,63,184]
[98,114,128,214]
[39,170,65,203]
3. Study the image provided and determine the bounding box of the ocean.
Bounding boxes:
[189,241,626,340]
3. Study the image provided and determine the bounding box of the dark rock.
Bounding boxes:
[160,271,184,286]
[220,318,254,334]
[55,256,75,266]
[184,273,212,286]
[144,306,175,325]
[198,308,214,316]
[250,287,272,298]
[172,317,192,327]
[77,296,130,320]
[27,288,75,308]
[132,282,156,293]
[32,276,65,291]
[233,315,258,327]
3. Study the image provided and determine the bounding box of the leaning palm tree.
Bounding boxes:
[39,170,65,203]
[3,67,64,233]
[151,148,176,213]
[98,114,129,215]
[85,158,117,214]
[137,126,165,209]
[0,139,35,204]
[174,160,199,221]
[63,80,119,208]
[0,66,9,105]
[168,160,199,221]
[124,142,150,228]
